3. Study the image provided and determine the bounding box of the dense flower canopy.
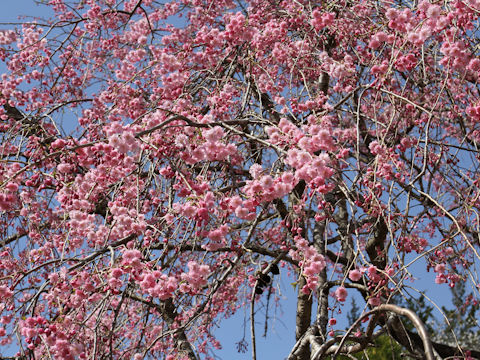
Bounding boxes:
[1,0,480,359]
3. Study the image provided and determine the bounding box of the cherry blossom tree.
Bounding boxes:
[1,0,480,359]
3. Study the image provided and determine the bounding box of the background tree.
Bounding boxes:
[1,0,480,359]
[431,282,480,352]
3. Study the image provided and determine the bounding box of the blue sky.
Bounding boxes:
[2,2,50,22]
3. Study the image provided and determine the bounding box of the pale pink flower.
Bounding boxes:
[349,269,362,281]
[334,286,348,302]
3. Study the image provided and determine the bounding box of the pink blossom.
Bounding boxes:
[260,175,274,188]
[249,164,263,179]
[334,286,348,302]
[426,4,442,18]
[228,196,243,210]
[368,297,381,306]
[57,163,72,174]
[122,249,142,266]
[1,0,478,357]
[0,286,12,298]
[349,269,362,282]
[235,206,250,219]
[182,203,197,218]
[434,263,446,274]
[181,261,210,291]
[444,247,454,256]
[0,30,16,45]
[5,182,18,192]
[111,268,123,278]
[204,126,224,142]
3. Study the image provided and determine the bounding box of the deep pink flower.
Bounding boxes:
[334,286,348,302]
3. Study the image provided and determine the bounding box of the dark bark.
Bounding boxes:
[294,276,313,360]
